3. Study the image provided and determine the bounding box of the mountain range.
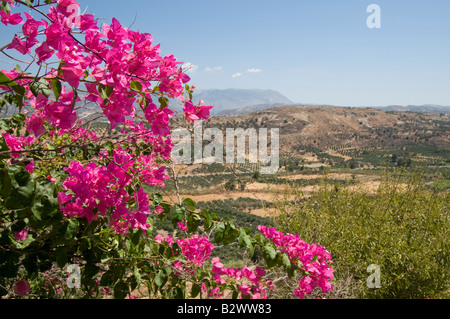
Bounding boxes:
[192,88,294,115]
[190,89,450,116]
[3,88,448,121]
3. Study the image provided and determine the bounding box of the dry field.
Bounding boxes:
[165,170,383,218]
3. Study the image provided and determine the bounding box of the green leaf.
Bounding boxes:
[1,2,11,15]
[138,94,150,109]
[114,281,128,299]
[99,84,114,99]
[0,167,12,199]
[232,287,239,299]
[66,218,79,241]
[158,96,169,109]
[32,179,58,221]
[187,212,202,233]
[218,220,239,246]
[155,269,167,288]
[0,119,10,131]
[153,193,163,206]
[12,85,25,97]
[130,228,143,246]
[133,266,142,286]
[0,71,17,86]
[5,165,35,210]
[51,218,79,244]
[238,228,254,257]
[182,197,195,211]
[202,209,214,231]
[30,78,52,98]
[223,226,239,245]
[130,80,143,92]
[51,78,62,100]
[14,233,34,249]
[12,85,25,111]
[56,246,68,268]
[160,202,171,212]
[281,253,291,268]
[214,222,226,243]
[263,244,278,268]
[174,204,185,222]
[190,283,201,298]
[100,270,117,287]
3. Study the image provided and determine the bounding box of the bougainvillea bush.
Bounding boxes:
[0,0,333,299]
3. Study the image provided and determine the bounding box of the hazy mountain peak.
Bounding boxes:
[192,88,294,115]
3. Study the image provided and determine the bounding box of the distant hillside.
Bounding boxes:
[219,102,450,116]
[374,104,450,114]
[171,105,450,163]
[192,89,294,115]
[218,103,294,116]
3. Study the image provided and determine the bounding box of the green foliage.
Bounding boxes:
[273,167,450,299]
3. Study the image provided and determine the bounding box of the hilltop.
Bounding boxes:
[170,104,450,168]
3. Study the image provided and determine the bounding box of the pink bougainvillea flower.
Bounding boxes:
[14,228,28,241]
[211,257,224,274]
[57,192,73,205]
[177,235,215,267]
[45,21,70,51]
[1,133,34,158]
[177,222,188,231]
[153,234,164,244]
[22,12,44,39]
[2,133,22,158]
[7,34,29,54]
[26,114,45,136]
[56,0,80,18]
[178,73,190,84]
[79,14,97,31]
[61,64,84,88]
[197,104,214,119]
[14,280,30,297]
[239,285,252,295]
[44,94,78,130]
[258,225,334,298]
[183,101,200,121]
[0,10,23,25]
[183,100,213,122]
[35,41,55,65]
[25,160,35,173]
[154,205,164,215]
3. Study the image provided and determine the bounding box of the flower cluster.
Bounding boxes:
[211,257,273,299]
[177,235,215,267]
[258,225,334,298]
[2,133,35,158]
[57,157,163,235]
[1,0,212,237]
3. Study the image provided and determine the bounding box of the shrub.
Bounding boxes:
[273,167,450,298]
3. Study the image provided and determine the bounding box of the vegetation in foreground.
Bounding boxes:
[272,166,449,299]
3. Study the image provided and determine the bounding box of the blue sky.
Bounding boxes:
[1,0,449,107]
